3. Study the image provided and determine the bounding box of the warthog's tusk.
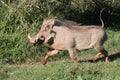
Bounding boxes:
[28,33,32,39]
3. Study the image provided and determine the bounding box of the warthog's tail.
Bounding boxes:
[100,8,106,28]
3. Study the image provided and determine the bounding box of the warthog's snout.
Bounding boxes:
[28,34,45,46]
[33,38,44,46]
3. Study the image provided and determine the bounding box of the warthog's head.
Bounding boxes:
[38,19,57,43]
[28,19,57,45]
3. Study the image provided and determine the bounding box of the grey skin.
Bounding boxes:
[28,8,108,65]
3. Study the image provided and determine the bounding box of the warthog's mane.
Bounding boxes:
[54,19,102,31]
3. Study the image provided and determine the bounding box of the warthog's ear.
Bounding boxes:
[53,19,61,26]
[50,19,61,29]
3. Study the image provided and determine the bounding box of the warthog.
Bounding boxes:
[28,9,108,65]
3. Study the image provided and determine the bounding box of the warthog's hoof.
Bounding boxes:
[41,58,47,65]
[93,58,97,61]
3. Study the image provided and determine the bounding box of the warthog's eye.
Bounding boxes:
[45,25,50,31]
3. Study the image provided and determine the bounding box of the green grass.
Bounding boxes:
[0,59,120,80]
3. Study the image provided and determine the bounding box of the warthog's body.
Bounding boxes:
[51,25,107,51]
[28,9,108,65]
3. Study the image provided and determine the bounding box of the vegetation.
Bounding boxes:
[0,0,120,79]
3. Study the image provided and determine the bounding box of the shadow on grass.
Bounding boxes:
[78,52,120,63]
[108,52,120,61]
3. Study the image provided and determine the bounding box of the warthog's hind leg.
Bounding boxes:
[42,50,59,65]
[101,48,108,62]
[93,48,108,62]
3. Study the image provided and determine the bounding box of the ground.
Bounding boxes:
[0,51,120,80]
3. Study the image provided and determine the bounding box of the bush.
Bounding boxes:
[0,0,120,63]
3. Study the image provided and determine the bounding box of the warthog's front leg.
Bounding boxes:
[42,50,59,65]
[68,49,78,63]
[93,52,101,61]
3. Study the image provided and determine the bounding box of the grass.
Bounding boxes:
[0,58,120,80]
[0,29,120,80]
